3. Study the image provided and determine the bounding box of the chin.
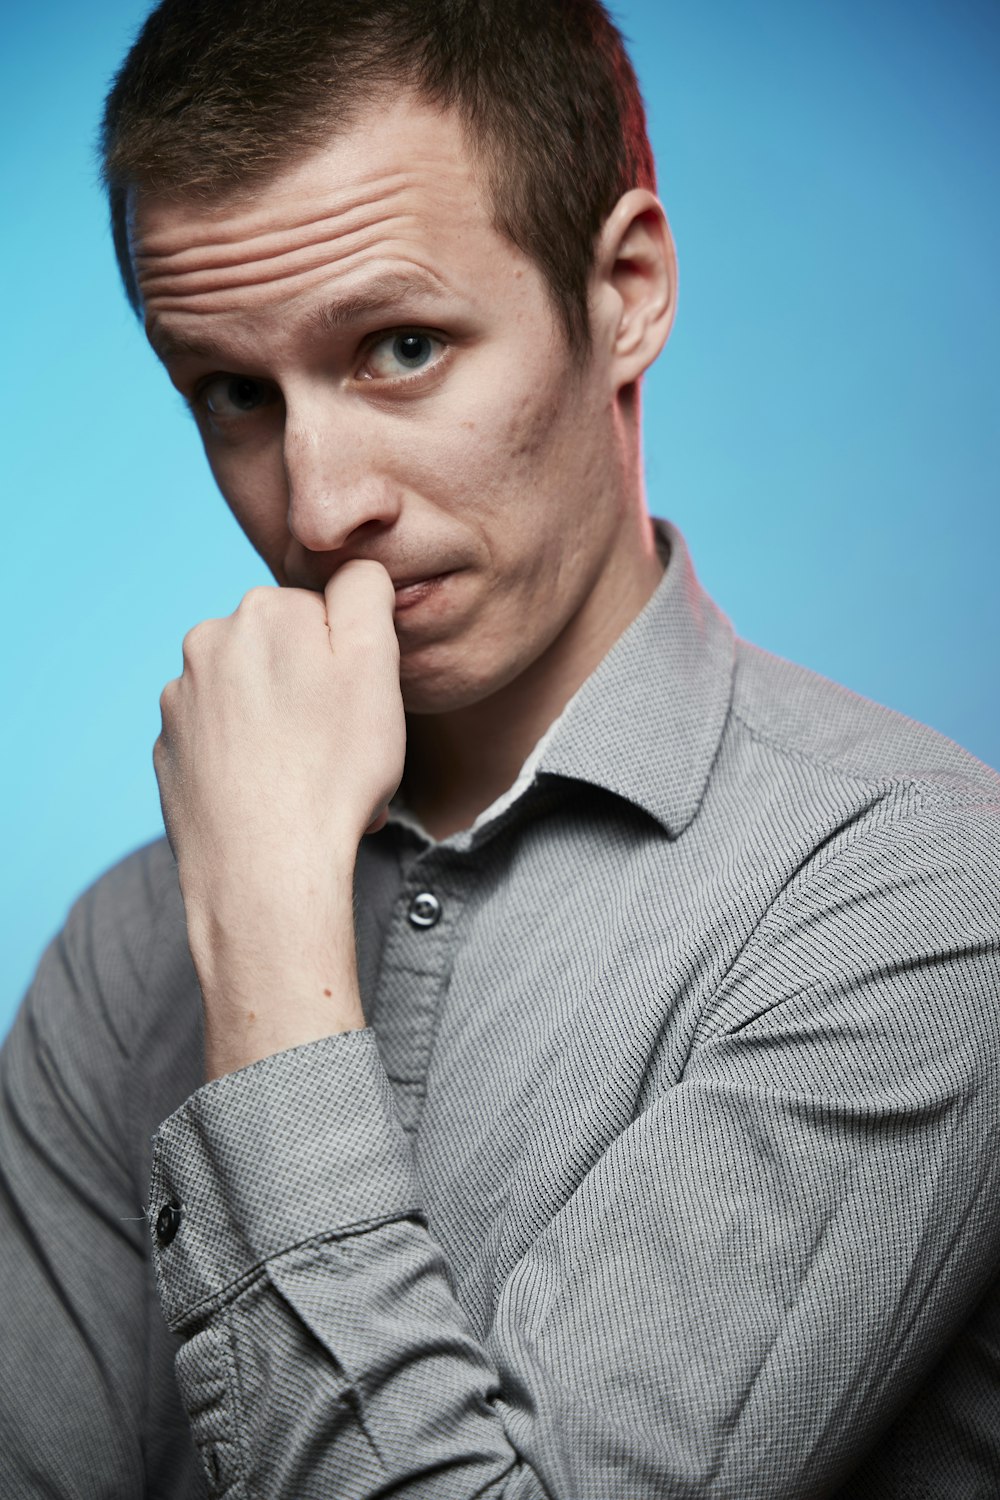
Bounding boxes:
[399,647,522,717]
[400,675,490,717]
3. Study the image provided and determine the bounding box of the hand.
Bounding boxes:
[154,560,405,1076]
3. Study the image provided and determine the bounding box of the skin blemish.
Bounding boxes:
[324,989,333,998]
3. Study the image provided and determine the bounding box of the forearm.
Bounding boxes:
[150,1032,535,1498]
[182,853,364,1081]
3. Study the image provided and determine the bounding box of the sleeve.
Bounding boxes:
[148,801,1000,1500]
[0,845,206,1500]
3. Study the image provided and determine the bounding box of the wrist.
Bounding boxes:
[180,854,365,1080]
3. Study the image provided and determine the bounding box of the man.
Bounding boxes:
[1,1,998,1495]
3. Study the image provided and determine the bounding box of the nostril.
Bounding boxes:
[285,477,403,554]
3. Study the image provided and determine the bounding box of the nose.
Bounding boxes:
[282,393,402,558]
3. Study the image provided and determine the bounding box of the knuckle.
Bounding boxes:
[239,585,278,613]
[181,622,208,664]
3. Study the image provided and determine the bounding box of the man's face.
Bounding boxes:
[133,93,633,714]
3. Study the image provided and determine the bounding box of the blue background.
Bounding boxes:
[3,0,998,1033]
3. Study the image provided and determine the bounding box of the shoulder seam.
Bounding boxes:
[729,705,993,810]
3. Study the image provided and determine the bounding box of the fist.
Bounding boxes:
[154,561,405,977]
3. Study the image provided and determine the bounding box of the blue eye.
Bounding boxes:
[364,332,443,380]
[201,376,272,417]
[393,334,433,368]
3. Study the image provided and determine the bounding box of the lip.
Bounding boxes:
[392,572,454,611]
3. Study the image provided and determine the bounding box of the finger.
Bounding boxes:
[323,558,396,633]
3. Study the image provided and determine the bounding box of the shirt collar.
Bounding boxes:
[535,519,735,838]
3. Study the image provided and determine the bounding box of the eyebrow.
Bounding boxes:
[310,268,452,333]
[147,268,454,362]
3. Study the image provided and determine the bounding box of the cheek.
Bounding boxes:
[466,382,591,590]
[205,438,290,561]
[480,379,615,624]
[438,379,573,531]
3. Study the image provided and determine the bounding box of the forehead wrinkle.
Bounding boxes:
[143,239,462,324]
[138,208,440,307]
[137,195,425,288]
[132,164,469,271]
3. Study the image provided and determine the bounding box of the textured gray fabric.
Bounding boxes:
[2,520,999,1499]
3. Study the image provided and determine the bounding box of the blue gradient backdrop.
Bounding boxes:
[3,1,998,1032]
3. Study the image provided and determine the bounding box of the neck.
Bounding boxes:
[402,508,665,842]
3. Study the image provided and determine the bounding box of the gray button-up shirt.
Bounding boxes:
[2,521,998,1499]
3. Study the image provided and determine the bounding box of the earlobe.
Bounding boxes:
[596,189,678,387]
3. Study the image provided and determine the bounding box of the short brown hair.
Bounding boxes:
[100,0,656,352]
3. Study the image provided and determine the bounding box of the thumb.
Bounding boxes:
[323,558,397,643]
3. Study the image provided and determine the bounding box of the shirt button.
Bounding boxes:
[155,1201,182,1246]
[408,891,442,929]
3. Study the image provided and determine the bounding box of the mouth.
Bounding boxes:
[392,572,454,612]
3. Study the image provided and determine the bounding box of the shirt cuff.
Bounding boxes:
[148,1029,423,1330]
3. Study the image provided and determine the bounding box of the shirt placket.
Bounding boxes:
[371,850,467,1134]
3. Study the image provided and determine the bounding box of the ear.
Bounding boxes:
[591,189,678,389]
